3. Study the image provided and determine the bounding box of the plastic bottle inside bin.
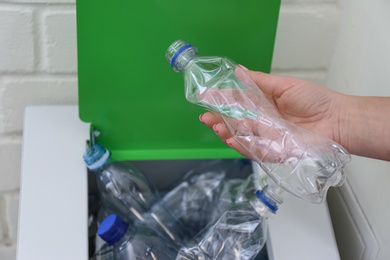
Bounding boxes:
[177,203,268,260]
[157,159,252,234]
[96,214,179,260]
[176,174,280,260]
[136,159,251,246]
[147,173,224,242]
[83,144,160,223]
[166,39,351,204]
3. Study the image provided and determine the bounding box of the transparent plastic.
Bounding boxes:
[159,159,251,233]
[176,169,291,260]
[177,204,267,260]
[137,159,252,246]
[83,144,160,223]
[166,40,351,204]
[176,175,269,260]
[88,157,274,259]
[137,171,225,247]
[96,214,179,260]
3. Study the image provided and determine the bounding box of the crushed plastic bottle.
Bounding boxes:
[158,159,251,234]
[177,203,267,260]
[141,171,225,244]
[166,39,351,204]
[176,174,277,260]
[136,159,251,246]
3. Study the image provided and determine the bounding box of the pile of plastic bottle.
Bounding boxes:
[85,144,269,260]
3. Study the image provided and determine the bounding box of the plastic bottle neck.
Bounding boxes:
[113,228,135,248]
[250,177,284,218]
[84,144,111,171]
[166,40,197,72]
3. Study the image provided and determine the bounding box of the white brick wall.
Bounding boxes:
[0,7,34,72]
[0,77,78,133]
[0,0,340,258]
[43,9,78,72]
[0,1,78,257]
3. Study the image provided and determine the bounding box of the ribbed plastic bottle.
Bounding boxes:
[143,159,251,244]
[83,144,159,223]
[166,39,351,204]
[176,173,282,260]
[95,214,179,260]
[140,170,225,245]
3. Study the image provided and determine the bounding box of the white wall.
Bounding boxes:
[0,0,341,258]
[0,1,78,258]
[326,0,390,259]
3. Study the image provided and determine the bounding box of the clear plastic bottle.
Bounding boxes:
[95,214,179,260]
[176,174,281,260]
[166,39,351,204]
[83,144,160,223]
[141,171,225,244]
[156,159,251,235]
[136,159,251,246]
[177,203,267,260]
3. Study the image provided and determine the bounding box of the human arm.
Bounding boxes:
[337,95,390,161]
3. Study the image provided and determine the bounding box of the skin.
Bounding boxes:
[199,69,390,162]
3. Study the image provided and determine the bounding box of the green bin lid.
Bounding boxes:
[76,0,280,160]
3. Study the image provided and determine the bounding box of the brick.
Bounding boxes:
[272,4,340,70]
[0,8,34,72]
[0,141,22,191]
[43,10,77,72]
[0,77,78,134]
[3,192,19,242]
[0,245,16,260]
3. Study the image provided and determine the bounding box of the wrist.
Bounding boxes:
[336,95,390,160]
[330,92,354,151]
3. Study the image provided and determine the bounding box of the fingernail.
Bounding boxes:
[212,124,219,134]
[226,139,233,147]
[238,64,249,71]
[199,114,205,124]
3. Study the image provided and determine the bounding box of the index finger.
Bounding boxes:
[245,70,290,98]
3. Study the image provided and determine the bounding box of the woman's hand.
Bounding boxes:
[199,69,347,159]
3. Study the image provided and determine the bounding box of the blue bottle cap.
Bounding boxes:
[83,144,110,171]
[98,214,129,245]
[255,190,278,213]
